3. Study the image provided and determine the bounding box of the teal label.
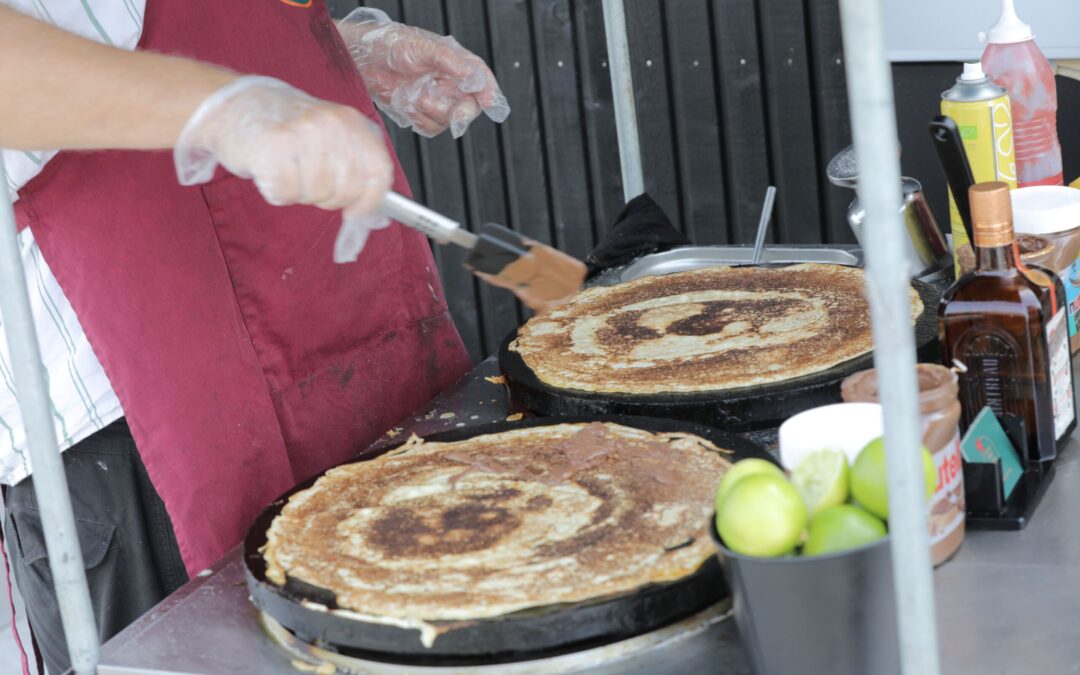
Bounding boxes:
[961,407,1023,500]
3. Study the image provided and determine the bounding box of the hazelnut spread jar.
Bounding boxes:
[842,365,965,566]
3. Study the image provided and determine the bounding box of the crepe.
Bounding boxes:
[510,264,923,394]
[263,422,731,622]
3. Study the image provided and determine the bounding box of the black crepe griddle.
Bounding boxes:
[244,415,771,664]
[499,279,940,432]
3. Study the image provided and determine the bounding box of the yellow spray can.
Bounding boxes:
[941,62,1017,273]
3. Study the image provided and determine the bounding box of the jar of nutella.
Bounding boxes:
[841,364,965,566]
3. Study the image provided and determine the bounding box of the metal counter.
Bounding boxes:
[97,358,1080,675]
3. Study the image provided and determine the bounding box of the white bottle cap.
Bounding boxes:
[987,0,1034,44]
[960,62,986,81]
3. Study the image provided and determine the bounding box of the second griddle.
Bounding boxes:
[499,279,940,432]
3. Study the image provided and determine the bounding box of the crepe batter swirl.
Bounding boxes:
[511,264,923,394]
[263,423,731,621]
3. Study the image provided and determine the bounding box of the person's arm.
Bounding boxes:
[0,6,396,263]
[0,5,239,151]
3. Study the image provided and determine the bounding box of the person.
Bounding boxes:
[0,2,508,672]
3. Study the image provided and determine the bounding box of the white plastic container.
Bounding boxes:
[777,402,884,470]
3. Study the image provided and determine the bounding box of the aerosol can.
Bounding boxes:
[941,62,1017,270]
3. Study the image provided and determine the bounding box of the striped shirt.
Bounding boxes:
[0,0,146,485]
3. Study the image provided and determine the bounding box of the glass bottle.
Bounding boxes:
[939,182,1075,463]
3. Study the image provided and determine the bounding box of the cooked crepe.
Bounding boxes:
[510,264,923,394]
[263,422,731,622]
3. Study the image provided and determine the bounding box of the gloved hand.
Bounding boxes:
[338,8,510,138]
[175,76,394,263]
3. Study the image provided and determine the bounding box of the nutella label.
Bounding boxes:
[1046,308,1075,440]
[928,431,965,547]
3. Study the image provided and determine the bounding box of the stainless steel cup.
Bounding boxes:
[828,145,951,280]
[711,519,901,675]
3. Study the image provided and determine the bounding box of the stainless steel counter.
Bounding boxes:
[97,358,1080,675]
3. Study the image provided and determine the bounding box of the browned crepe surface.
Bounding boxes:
[510,264,923,394]
[263,422,731,622]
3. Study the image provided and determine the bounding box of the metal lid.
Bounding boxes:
[826,143,903,189]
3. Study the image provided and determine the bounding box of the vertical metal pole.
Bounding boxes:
[0,164,99,673]
[601,0,645,201]
[836,2,941,675]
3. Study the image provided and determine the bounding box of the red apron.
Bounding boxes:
[12,0,471,574]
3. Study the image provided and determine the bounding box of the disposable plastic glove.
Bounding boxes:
[175,76,393,263]
[339,8,510,138]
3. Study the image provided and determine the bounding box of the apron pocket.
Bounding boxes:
[200,174,445,392]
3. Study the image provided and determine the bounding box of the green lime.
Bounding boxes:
[714,458,785,512]
[850,437,937,520]
[802,504,887,556]
[790,449,849,515]
[716,473,807,558]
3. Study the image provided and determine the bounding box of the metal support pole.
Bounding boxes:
[600,0,645,202]
[0,163,99,673]
[836,2,941,675]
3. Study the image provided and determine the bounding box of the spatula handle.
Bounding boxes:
[379,192,478,248]
[928,116,976,244]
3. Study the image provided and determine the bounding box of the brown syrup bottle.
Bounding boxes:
[939,182,1075,463]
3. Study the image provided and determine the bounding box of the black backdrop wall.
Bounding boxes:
[328,0,1080,361]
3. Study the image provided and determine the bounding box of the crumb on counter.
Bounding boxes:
[484,375,506,385]
[439,412,457,420]
[384,428,402,439]
[506,412,524,421]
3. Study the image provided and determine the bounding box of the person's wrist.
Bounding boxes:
[338,7,394,47]
[340,7,393,28]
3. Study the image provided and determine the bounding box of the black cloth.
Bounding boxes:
[4,420,187,674]
[585,193,690,275]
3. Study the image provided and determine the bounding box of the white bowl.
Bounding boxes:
[778,402,884,470]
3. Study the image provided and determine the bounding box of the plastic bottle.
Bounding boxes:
[981,0,1063,188]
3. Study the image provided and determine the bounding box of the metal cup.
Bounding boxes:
[827,145,951,280]
[846,178,951,280]
[711,520,901,675]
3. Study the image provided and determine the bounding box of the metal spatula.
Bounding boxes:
[379,193,587,312]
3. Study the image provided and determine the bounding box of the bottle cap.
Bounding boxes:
[986,0,1034,45]
[970,182,1015,247]
[959,62,987,82]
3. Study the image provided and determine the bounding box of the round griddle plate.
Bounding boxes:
[499,279,940,431]
[244,415,770,664]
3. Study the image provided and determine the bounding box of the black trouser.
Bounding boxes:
[3,420,187,674]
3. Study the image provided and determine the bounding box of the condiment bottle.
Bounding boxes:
[939,182,1075,464]
[981,0,1063,188]
[842,365,965,566]
[940,61,1017,272]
